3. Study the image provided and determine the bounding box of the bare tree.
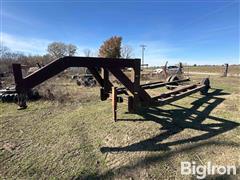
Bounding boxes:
[47,42,77,58]
[0,46,25,61]
[67,44,77,56]
[0,46,27,73]
[83,49,92,57]
[121,45,133,59]
[0,46,11,59]
[47,42,67,59]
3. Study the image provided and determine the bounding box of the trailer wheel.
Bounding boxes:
[1,95,6,102]
[200,78,210,95]
[89,79,97,87]
[166,75,172,82]
[166,75,179,90]
[170,75,179,83]
[13,94,18,102]
[5,94,11,102]
[9,94,14,101]
[76,79,82,86]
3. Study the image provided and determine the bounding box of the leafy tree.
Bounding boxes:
[98,36,122,58]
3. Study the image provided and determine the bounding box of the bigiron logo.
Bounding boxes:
[181,161,237,179]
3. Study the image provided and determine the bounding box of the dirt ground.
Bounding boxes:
[0,73,239,179]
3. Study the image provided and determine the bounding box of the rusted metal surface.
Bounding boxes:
[156,84,206,106]
[109,68,151,103]
[117,78,190,94]
[13,56,139,91]
[87,67,104,87]
[112,87,117,121]
[12,56,145,114]
[153,84,198,100]
[12,64,24,92]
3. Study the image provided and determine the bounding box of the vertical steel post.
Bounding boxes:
[103,68,110,91]
[128,96,134,113]
[101,68,110,100]
[12,63,23,92]
[12,64,27,109]
[130,59,141,112]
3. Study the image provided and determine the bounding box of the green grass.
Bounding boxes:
[1,75,239,179]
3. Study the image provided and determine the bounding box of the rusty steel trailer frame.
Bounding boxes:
[116,77,190,95]
[12,56,210,120]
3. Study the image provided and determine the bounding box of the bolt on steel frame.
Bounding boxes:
[12,56,210,120]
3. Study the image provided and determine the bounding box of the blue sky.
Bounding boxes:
[1,0,239,65]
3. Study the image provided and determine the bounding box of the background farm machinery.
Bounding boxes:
[74,68,97,87]
[11,56,210,120]
[0,87,40,103]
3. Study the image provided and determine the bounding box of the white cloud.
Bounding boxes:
[0,32,100,56]
[1,32,51,55]
[1,11,34,26]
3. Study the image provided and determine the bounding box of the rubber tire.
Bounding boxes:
[165,75,172,83]
[76,79,82,86]
[166,75,179,90]
[13,94,18,102]
[89,79,97,87]
[170,75,179,82]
